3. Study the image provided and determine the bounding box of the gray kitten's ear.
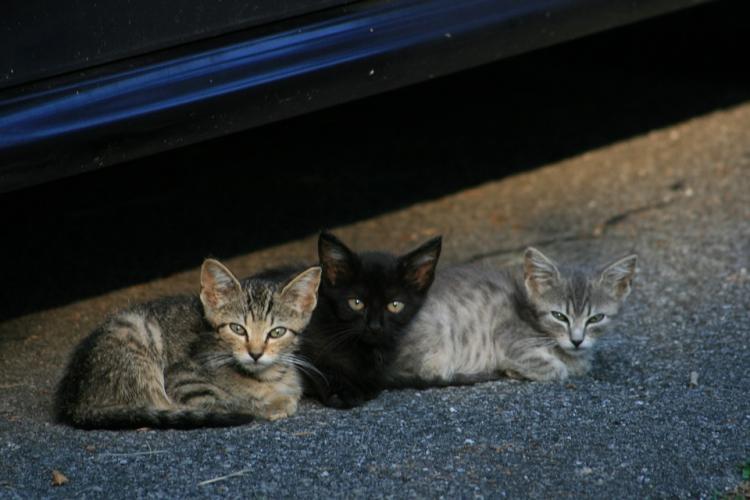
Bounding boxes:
[399,236,442,292]
[200,259,242,310]
[599,254,637,301]
[318,231,357,286]
[524,247,560,297]
[279,266,322,315]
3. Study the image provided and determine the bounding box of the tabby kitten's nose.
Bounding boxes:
[571,339,583,348]
[249,351,263,361]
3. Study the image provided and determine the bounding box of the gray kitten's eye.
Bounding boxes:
[229,323,247,335]
[267,327,287,339]
[550,311,569,323]
[587,313,606,325]
[387,301,405,313]
[348,298,365,311]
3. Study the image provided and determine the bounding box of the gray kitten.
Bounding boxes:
[56,259,321,429]
[386,248,637,385]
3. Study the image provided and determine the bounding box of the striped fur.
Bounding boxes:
[386,248,637,386]
[56,260,321,429]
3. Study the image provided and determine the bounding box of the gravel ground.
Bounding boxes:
[1,3,749,498]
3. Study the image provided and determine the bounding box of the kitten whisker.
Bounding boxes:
[196,352,235,370]
[305,324,360,337]
[308,328,360,356]
[279,354,329,386]
[316,335,358,357]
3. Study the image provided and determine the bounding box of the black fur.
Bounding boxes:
[300,232,441,408]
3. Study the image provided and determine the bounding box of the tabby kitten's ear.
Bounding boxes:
[599,254,638,301]
[280,266,322,315]
[398,236,442,293]
[524,247,561,297]
[200,259,243,311]
[318,232,358,286]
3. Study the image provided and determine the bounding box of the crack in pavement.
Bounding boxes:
[467,197,678,263]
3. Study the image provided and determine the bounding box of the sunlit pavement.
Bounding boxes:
[3,3,750,495]
[2,92,749,496]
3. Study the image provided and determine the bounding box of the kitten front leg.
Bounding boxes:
[254,394,299,421]
[326,391,364,410]
[310,365,378,408]
[166,366,226,409]
[506,349,570,381]
[325,382,379,409]
[565,355,592,377]
[246,370,303,420]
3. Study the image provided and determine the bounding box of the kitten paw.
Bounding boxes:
[323,393,363,409]
[536,364,570,381]
[265,411,290,421]
[324,388,378,409]
[503,369,526,380]
[258,397,298,420]
[506,358,569,381]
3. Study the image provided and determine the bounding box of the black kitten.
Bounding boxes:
[301,231,442,408]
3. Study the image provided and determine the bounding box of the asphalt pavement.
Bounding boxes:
[1,2,749,498]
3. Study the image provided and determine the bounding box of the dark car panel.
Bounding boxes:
[2,0,353,90]
[0,0,710,193]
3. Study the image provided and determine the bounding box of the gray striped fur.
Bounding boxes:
[386,248,637,385]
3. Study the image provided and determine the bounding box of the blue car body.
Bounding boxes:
[0,0,709,192]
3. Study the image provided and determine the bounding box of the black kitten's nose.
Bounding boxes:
[571,339,583,348]
[249,351,263,361]
[368,322,383,333]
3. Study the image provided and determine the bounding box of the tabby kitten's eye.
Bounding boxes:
[229,323,247,335]
[387,301,405,313]
[550,311,569,323]
[348,298,365,311]
[587,313,606,325]
[267,327,287,339]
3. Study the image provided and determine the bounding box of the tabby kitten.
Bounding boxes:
[386,247,637,386]
[300,232,442,408]
[56,259,321,429]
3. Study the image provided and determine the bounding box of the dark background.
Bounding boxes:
[1,0,350,88]
[1,0,748,322]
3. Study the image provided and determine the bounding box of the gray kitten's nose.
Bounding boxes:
[571,339,583,348]
[249,351,263,361]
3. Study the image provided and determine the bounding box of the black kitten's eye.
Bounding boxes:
[267,327,287,339]
[348,298,365,311]
[550,311,569,323]
[387,301,405,314]
[229,323,246,335]
[587,313,606,325]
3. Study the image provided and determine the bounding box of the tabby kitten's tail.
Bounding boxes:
[57,405,255,430]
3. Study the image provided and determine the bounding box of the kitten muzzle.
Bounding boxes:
[366,317,384,334]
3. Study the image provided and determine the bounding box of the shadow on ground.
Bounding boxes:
[0,0,748,321]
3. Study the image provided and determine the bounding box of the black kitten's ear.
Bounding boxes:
[280,266,322,315]
[200,259,242,310]
[599,254,637,301]
[399,236,442,292]
[318,231,358,286]
[524,247,560,297]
